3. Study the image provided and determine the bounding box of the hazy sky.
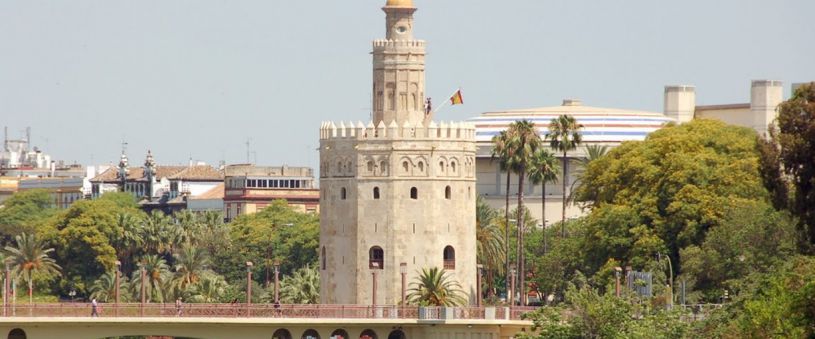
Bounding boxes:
[1,0,813,170]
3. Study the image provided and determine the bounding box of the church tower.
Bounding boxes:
[319,0,478,306]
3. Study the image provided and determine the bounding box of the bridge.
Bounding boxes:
[0,304,536,339]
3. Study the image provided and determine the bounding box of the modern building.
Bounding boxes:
[223,164,319,221]
[17,177,84,209]
[188,183,225,212]
[90,150,223,214]
[319,0,478,306]
[0,127,51,171]
[470,80,804,225]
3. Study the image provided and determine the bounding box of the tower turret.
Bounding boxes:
[372,0,427,127]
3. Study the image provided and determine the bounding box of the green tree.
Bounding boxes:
[475,196,504,299]
[5,233,62,304]
[186,272,229,303]
[491,129,516,298]
[173,245,211,291]
[219,200,319,284]
[760,82,815,250]
[53,193,141,296]
[528,148,559,254]
[0,189,56,241]
[547,115,583,233]
[574,119,767,282]
[507,119,542,305]
[132,254,170,303]
[89,270,129,302]
[569,144,608,205]
[274,264,320,304]
[407,267,467,306]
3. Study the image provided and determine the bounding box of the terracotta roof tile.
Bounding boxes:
[169,166,224,181]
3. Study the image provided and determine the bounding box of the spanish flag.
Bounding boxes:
[449,89,464,105]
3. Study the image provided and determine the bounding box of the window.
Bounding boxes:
[367,161,374,173]
[418,161,424,172]
[439,161,444,173]
[373,187,380,200]
[445,186,452,199]
[321,247,326,270]
[410,187,418,200]
[360,329,378,339]
[369,246,384,269]
[443,246,455,269]
[402,161,409,173]
[380,161,388,174]
[331,329,350,339]
[451,161,457,173]
[340,187,347,200]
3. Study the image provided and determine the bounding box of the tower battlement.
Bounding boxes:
[319,120,476,141]
[372,39,426,49]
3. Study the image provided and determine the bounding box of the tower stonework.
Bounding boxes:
[319,0,477,306]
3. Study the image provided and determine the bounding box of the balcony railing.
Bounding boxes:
[0,303,537,321]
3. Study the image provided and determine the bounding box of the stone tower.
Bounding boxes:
[319,0,478,305]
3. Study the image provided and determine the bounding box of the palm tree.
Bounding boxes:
[407,267,467,307]
[277,265,320,304]
[528,149,559,254]
[113,212,143,274]
[506,120,542,306]
[187,273,228,303]
[490,130,515,298]
[90,270,130,302]
[5,233,61,304]
[132,254,170,303]
[142,211,181,256]
[475,196,504,298]
[547,115,583,235]
[173,245,211,290]
[569,144,608,205]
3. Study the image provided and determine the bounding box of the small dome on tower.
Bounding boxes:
[385,0,414,7]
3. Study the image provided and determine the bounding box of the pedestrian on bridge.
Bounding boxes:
[176,298,183,317]
[91,298,99,317]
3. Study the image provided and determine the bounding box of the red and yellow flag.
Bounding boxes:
[449,90,464,105]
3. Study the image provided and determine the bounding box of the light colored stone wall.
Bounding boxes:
[319,122,478,305]
[695,106,752,127]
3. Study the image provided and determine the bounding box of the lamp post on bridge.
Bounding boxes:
[140,267,146,316]
[371,262,379,307]
[246,261,254,317]
[400,263,407,308]
[273,260,280,305]
[477,264,484,307]
[115,260,121,316]
[509,264,516,307]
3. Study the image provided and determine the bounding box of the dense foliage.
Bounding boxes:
[0,192,319,304]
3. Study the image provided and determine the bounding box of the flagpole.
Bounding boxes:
[426,88,462,123]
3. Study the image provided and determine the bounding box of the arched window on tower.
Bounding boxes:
[373,187,380,200]
[380,160,388,175]
[443,246,456,270]
[367,161,374,173]
[369,246,384,269]
[418,161,424,172]
[340,187,347,200]
[451,161,457,173]
[445,186,452,199]
[410,187,418,200]
[402,161,409,173]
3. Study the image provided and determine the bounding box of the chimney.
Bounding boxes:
[664,85,696,124]
[751,80,783,138]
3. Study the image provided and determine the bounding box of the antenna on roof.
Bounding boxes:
[246,138,254,164]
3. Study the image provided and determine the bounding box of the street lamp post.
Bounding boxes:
[115,260,121,316]
[3,263,8,316]
[371,262,379,307]
[140,267,146,316]
[400,263,407,308]
[614,267,622,297]
[246,261,254,317]
[477,264,484,307]
[273,260,280,305]
[509,264,516,307]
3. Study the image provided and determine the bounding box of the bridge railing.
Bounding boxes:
[0,303,537,321]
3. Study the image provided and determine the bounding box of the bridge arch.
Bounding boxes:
[360,329,378,339]
[273,328,293,339]
[387,330,406,339]
[7,329,26,339]
[302,329,320,339]
[330,329,349,339]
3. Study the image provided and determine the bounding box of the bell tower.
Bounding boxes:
[372,0,427,127]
